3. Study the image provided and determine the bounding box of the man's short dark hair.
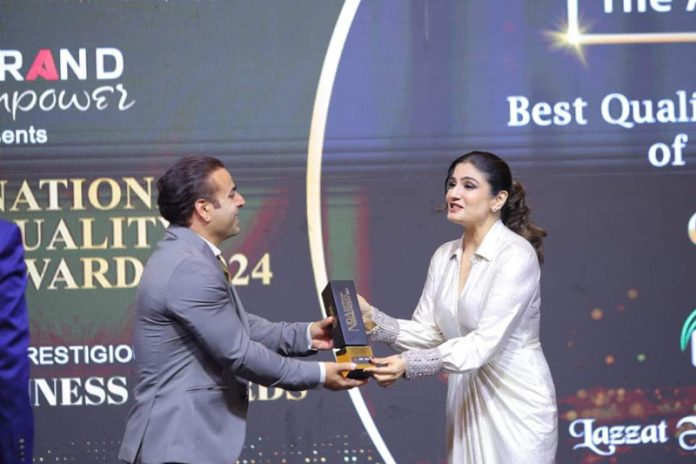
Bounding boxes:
[157,155,225,226]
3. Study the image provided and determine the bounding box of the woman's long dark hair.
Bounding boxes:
[445,151,547,263]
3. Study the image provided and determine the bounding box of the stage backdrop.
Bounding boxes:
[1,1,695,463]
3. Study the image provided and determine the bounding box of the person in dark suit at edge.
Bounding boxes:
[119,155,365,464]
[0,219,34,464]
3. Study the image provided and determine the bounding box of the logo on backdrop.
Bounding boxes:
[681,309,696,367]
[0,48,125,82]
[568,309,696,455]
[569,416,696,455]
[0,47,136,145]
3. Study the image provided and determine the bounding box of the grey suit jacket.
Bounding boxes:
[119,226,321,464]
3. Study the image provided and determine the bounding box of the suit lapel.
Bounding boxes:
[167,226,250,331]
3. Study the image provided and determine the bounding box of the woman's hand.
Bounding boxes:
[365,355,406,387]
[356,294,376,331]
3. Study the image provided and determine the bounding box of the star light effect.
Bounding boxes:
[544,18,591,66]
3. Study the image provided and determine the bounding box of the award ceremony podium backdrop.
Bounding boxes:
[1,1,695,462]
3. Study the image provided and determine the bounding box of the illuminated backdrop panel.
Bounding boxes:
[1,1,695,463]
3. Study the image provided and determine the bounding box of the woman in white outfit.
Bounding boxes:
[361,151,558,464]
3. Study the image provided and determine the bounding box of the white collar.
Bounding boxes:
[449,220,504,262]
[196,233,222,257]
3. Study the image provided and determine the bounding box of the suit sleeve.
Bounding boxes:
[0,223,33,464]
[0,224,31,406]
[165,258,321,391]
[245,313,313,357]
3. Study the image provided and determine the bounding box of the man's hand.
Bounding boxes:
[364,355,405,388]
[323,362,368,391]
[356,294,376,331]
[310,316,335,350]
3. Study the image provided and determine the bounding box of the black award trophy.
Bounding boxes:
[321,280,373,379]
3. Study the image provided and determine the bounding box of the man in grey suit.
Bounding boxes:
[119,155,365,464]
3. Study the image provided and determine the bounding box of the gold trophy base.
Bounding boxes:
[336,345,373,379]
